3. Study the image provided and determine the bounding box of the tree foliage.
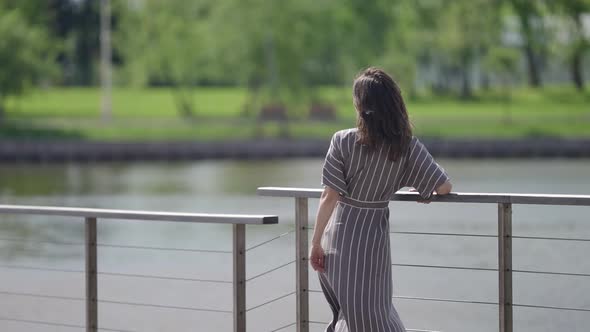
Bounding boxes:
[545,0,590,90]
[116,0,218,117]
[0,6,57,119]
[1,0,589,122]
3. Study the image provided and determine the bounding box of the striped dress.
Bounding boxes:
[319,128,449,332]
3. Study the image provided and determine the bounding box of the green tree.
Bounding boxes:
[208,0,357,121]
[438,0,502,98]
[384,0,502,98]
[3,0,112,86]
[0,7,56,122]
[547,0,590,90]
[507,0,547,87]
[377,0,421,95]
[116,0,216,118]
[484,46,521,123]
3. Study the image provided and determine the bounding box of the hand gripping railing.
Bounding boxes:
[0,204,278,332]
[257,187,590,332]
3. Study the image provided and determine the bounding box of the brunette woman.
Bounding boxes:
[310,67,452,332]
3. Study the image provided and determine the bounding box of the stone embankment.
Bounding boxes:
[0,138,588,162]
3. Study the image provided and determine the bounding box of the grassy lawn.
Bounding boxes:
[3,86,590,141]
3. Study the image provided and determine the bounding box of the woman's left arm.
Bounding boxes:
[309,186,340,272]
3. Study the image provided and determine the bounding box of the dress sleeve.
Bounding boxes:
[321,132,348,195]
[401,137,449,200]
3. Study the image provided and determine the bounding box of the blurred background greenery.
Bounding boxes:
[0,0,589,140]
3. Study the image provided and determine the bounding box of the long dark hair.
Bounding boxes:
[353,67,412,161]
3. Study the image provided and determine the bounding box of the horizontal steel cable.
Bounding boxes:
[512,235,590,242]
[309,289,496,306]
[0,264,82,273]
[394,295,497,306]
[13,233,585,249]
[390,231,496,238]
[513,303,590,312]
[0,316,84,330]
[392,263,496,272]
[293,321,439,332]
[513,269,590,278]
[0,264,230,284]
[98,299,231,314]
[269,321,296,332]
[0,316,135,331]
[246,291,296,312]
[0,237,83,246]
[0,237,231,254]
[304,228,590,242]
[97,243,231,254]
[246,260,296,282]
[307,227,499,241]
[0,290,232,313]
[0,290,83,302]
[98,271,231,284]
[246,229,296,252]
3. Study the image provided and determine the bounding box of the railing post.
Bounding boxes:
[295,197,309,332]
[85,217,98,332]
[498,203,513,332]
[233,224,246,332]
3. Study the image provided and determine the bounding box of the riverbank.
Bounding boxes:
[1,138,589,163]
[3,86,590,141]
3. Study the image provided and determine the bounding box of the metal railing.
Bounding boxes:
[0,204,278,332]
[257,187,590,332]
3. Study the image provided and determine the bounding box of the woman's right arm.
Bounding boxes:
[436,180,453,195]
[402,137,451,200]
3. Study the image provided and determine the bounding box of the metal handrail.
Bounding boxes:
[0,204,279,224]
[256,187,590,205]
[0,204,279,332]
[257,186,590,332]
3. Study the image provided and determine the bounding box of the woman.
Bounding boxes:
[309,67,452,332]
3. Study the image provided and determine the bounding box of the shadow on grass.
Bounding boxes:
[0,120,84,140]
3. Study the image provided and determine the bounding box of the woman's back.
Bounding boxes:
[323,128,448,202]
[311,67,452,332]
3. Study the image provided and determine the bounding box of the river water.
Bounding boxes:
[0,159,589,332]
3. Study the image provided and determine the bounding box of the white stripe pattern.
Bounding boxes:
[318,130,449,331]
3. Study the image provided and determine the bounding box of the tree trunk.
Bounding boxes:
[0,95,4,126]
[433,65,451,95]
[173,87,195,119]
[480,72,490,91]
[571,50,585,91]
[461,69,472,99]
[571,13,586,91]
[514,1,543,88]
[460,54,473,99]
[524,43,542,87]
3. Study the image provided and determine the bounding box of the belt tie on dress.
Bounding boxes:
[339,196,389,209]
